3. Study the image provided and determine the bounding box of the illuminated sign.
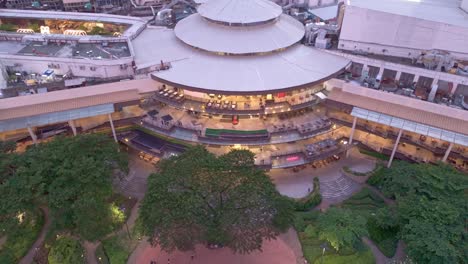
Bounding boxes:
[40,26,50,34]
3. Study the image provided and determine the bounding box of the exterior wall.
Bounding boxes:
[339,6,468,60]
[462,0,468,12]
[0,55,135,79]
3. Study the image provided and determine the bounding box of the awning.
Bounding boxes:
[161,114,173,122]
[351,107,468,147]
[316,92,328,100]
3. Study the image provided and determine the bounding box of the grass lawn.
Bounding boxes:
[0,209,44,263]
[339,188,398,258]
[294,212,375,264]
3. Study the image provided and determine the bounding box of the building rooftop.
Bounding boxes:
[0,9,147,38]
[328,81,468,136]
[174,14,305,54]
[0,40,131,59]
[197,0,282,25]
[150,43,350,93]
[347,0,468,28]
[0,79,158,121]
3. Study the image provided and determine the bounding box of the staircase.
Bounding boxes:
[319,173,361,203]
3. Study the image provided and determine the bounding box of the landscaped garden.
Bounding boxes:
[294,211,374,264]
[339,188,399,257]
[367,161,467,264]
[0,135,132,262]
[0,209,44,263]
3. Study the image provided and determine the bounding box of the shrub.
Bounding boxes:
[367,217,398,258]
[102,236,130,264]
[294,178,322,211]
[48,236,84,264]
[359,149,388,160]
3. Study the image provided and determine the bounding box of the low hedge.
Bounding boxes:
[359,149,388,161]
[294,178,322,211]
[205,128,268,137]
[343,163,384,177]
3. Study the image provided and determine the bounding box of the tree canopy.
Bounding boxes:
[370,161,467,264]
[317,208,368,251]
[139,146,294,254]
[48,236,84,264]
[0,134,128,241]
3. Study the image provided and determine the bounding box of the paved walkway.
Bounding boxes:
[19,207,51,264]
[363,237,406,264]
[128,229,302,264]
[270,148,375,199]
[85,151,155,263]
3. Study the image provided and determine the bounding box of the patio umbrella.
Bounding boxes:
[161,114,173,122]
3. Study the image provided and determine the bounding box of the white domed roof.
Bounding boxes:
[198,0,283,25]
[151,43,350,93]
[174,14,304,55]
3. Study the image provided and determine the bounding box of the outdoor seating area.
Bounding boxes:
[305,139,338,158]
[206,100,237,110]
[156,86,185,102]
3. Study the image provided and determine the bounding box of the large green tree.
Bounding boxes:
[139,146,294,253]
[0,134,128,241]
[0,141,17,184]
[369,161,467,264]
[317,208,368,251]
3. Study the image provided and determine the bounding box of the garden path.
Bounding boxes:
[19,207,51,264]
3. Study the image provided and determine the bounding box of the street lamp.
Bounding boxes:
[320,243,327,264]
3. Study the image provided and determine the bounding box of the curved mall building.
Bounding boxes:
[0,0,467,170]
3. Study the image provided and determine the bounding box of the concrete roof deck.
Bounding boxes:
[0,9,147,38]
[0,40,131,59]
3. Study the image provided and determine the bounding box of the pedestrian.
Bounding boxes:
[308,187,311,193]
[191,254,195,260]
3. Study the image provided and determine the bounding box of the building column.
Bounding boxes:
[346,116,358,157]
[395,71,402,81]
[27,126,38,145]
[428,81,439,102]
[377,66,384,80]
[361,64,369,81]
[442,142,454,162]
[68,120,77,136]
[450,83,459,95]
[387,129,403,168]
[108,114,118,143]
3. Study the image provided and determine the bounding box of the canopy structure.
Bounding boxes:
[197,0,282,25]
[351,107,468,147]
